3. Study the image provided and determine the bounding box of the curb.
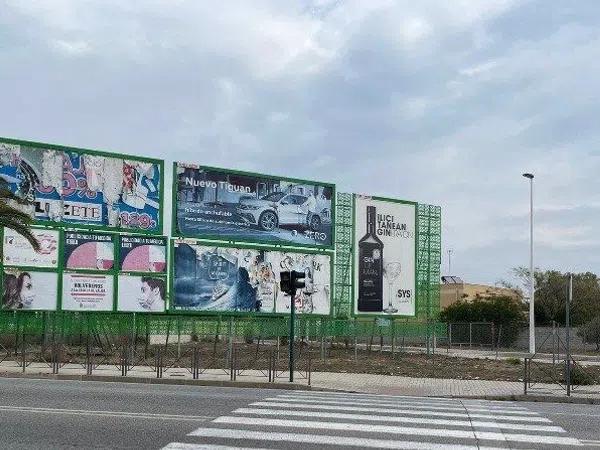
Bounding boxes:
[0,371,316,391]
[433,394,600,405]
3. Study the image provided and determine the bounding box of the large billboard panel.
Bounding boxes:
[64,232,115,271]
[174,164,334,248]
[0,139,162,233]
[2,270,58,310]
[354,196,416,316]
[117,274,166,312]
[172,240,331,314]
[119,235,167,273]
[62,273,114,311]
[3,228,60,268]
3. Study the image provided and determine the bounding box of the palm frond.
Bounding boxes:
[0,178,40,253]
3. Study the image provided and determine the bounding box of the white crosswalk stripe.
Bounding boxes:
[162,391,584,449]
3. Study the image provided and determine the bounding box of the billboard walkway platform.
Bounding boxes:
[0,361,598,403]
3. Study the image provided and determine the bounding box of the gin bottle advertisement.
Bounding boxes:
[354,196,416,316]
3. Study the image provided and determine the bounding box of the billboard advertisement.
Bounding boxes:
[2,270,58,310]
[174,164,334,248]
[64,232,115,271]
[62,273,114,311]
[117,275,166,312]
[119,236,167,273]
[0,139,162,233]
[3,228,60,268]
[354,196,416,316]
[172,240,331,314]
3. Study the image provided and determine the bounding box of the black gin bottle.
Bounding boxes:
[357,205,383,312]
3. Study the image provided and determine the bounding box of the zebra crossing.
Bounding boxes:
[162,390,583,449]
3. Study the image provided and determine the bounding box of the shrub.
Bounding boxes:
[577,316,600,351]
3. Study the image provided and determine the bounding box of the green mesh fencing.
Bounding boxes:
[0,193,442,340]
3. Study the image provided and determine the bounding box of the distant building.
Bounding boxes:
[440,276,521,310]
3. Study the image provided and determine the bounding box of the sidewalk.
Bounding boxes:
[1,360,598,403]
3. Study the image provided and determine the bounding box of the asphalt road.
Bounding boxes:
[0,378,598,449]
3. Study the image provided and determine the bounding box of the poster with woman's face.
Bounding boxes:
[64,232,114,271]
[119,236,167,273]
[61,273,114,311]
[117,275,166,312]
[2,270,58,310]
[3,228,60,268]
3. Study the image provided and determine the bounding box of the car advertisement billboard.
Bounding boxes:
[354,195,416,316]
[174,163,334,248]
[172,240,331,314]
[62,272,114,311]
[64,232,115,271]
[119,235,167,273]
[3,228,60,268]
[2,270,58,310]
[117,274,166,312]
[0,139,162,233]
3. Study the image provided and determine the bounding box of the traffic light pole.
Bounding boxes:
[289,286,296,382]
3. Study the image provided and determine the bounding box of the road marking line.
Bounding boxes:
[280,394,528,410]
[0,405,213,421]
[212,417,582,446]
[188,427,507,449]
[250,402,552,422]
[265,397,539,415]
[162,443,270,450]
[233,407,565,433]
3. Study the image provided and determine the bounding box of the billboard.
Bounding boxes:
[64,232,115,271]
[119,236,167,273]
[174,163,334,248]
[3,228,60,268]
[117,274,166,312]
[62,273,114,311]
[354,196,416,316]
[172,240,331,314]
[2,270,58,310]
[0,139,162,233]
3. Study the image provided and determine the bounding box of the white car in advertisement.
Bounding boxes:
[237,192,330,232]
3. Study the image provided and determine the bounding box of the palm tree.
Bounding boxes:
[0,178,40,258]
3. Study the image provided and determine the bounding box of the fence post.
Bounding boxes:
[308,352,312,386]
[469,322,473,349]
[523,357,528,395]
[21,329,26,373]
[155,347,163,379]
[496,325,502,359]
[448,323,452,353]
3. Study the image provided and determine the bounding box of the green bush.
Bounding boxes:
[577,316,600,351]
[440,295,525,346]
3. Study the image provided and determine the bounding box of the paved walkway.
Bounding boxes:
[1,360,598,401]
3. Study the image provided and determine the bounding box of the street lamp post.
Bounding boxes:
[523,173,535,355]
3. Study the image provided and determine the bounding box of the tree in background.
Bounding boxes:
[0,178,39,258]
[440,295,525,346]
[578,316,600,351]
[499,267,600,327]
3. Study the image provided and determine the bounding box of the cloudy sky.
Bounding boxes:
[1,0,599,284]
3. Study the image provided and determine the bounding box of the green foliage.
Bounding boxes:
[0,178,39,257]
[503,267,600,326]
[440,295,525,346]
[568,365,596,386]
[505,357,521,365]
[578,316,600,351]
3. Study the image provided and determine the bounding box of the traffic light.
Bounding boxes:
[279,270,306,296]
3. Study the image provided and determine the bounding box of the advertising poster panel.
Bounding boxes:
[3,228,60,268]
[64,232,115,271]
[119,236,167,273]
[354,196,416,316]
[173,240,331,314]
[2,270,58,310]
[62,273,114,311]
[0,139,162,233]
[117,275,166,312]
[174,163,334,248]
